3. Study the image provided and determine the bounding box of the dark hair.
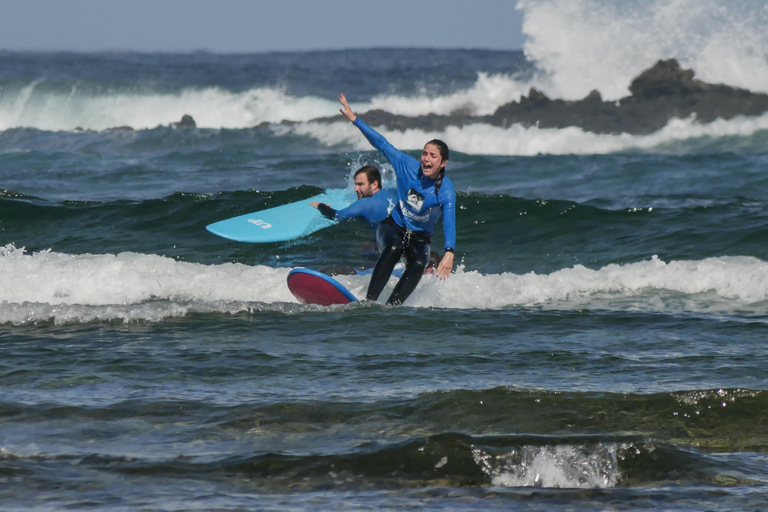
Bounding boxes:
[354,165,382,189]
[425,139,449,194]
[427,139,449,162]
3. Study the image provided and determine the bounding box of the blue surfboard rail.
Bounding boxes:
[287,268,358,306]
[206,188,354,243]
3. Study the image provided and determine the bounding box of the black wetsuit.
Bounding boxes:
[366,216,432,305]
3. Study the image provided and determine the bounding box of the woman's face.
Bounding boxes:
[420,143,447,180]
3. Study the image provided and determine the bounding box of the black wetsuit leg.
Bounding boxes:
[386,238,430,306]
[366,218,404,301]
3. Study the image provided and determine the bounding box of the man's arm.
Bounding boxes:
[310,201,337,220]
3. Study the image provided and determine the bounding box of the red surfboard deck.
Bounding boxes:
[287,268,358,306]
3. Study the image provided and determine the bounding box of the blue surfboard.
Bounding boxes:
[287,268,358,306]
[206,188,354,243]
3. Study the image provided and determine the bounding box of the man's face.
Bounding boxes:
[354,173,379,199]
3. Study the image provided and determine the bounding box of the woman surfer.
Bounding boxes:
[339,93,456,305]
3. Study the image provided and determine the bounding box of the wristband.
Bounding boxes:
[317,203,337,220]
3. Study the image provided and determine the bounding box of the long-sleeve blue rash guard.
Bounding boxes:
[334,189,393,228]
[353,117,456,251]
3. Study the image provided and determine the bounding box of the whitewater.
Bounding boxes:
[3,245,767,325]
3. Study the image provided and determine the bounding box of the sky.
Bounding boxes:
[0,0,525,53]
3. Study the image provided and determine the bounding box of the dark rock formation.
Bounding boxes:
[171,114,197,128]
[314,59,768,135]
[101,115,197,132]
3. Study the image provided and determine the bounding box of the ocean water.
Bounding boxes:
[3,2,768,510]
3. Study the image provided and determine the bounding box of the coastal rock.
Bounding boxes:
[314,59,768,135]
[171,114,197,128]
[104,125,134,132]
[487,59,768,134]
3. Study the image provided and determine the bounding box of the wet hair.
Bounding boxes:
[425,139,449,194]
[354,165,382,189]
[427,139,449,162]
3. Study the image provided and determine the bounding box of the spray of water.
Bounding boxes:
[517,0,768,100]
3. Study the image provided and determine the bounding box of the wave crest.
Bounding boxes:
[2,244,768,324]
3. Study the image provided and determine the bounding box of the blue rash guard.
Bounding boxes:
[333,189,394,229]
[353,118,456,251]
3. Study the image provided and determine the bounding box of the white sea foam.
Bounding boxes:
[2,244,767,325]
[517,0,768,100]
[409,255,768,313]
[0,244,296,324]
[0,84,336,132]
[6,78,767,156]
[367,72,531,117]
[4,0,767,156]
[0,79,527,132]
[1,1,764,152]
[474,443,622,489]
[294,111,768,156]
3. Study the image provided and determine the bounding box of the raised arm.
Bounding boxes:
[339,93,416,175]
[339,93,357,122]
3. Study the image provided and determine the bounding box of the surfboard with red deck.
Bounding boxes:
[287,268,358,306]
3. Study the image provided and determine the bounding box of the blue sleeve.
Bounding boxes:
[334,191,392,228]
[353,117,398,159]
[334,199,370,221]
[353,118,419,180]
[440,179,457,251]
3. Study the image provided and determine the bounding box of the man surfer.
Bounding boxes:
[310,165,392,229]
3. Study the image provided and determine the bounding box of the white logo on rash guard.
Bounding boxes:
[406,188,424,211]
[399,200,431,222]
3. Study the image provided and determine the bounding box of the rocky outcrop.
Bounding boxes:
[98,114,197,132]
[171,114,197,128]
[317,59,768,135]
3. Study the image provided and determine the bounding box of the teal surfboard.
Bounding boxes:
[206,188,354,243]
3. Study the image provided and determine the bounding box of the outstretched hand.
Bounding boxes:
[339,93,357,122]
[435,251,454,280]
